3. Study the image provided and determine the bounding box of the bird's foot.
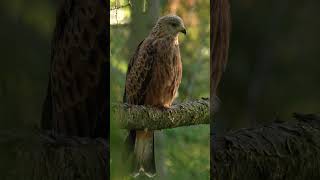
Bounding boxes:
[155,105,170,111]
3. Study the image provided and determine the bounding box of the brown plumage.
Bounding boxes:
[123,15,186,178]
[41,0,108,139]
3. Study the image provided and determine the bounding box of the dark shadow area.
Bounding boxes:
[211,0,320,179]
[220,0,320,131]
[0,0,109,179]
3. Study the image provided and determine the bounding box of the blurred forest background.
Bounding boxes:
[219,1,320,130]
[0,0,56,129]
[110,0,210,180]
[0,0,320,179]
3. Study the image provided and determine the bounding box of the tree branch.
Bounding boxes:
[112,98,210,130]
[211,113,320,180]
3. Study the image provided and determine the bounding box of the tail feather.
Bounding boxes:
[125,130,156,178]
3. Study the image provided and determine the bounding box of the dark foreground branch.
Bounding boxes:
[112,98,210,130]
[0,130,108,180]
[212,113,320,180]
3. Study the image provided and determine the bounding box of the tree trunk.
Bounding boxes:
[210,0,231,137]
[127,0,160,57]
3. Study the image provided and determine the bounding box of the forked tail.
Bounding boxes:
[125,130,156,178]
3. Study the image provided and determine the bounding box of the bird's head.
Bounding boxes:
[153,15,187,37]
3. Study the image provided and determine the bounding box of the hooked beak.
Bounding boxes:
[180,28,187,35]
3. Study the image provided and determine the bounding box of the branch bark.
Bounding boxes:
[112,98,210,130]
[211,113,320,180]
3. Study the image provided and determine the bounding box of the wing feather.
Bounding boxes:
[123,40,144,103]
[123,40,157,105]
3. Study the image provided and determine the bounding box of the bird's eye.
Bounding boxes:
[170,22,178,27]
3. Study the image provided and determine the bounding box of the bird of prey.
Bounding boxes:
[41,0,108,139]
[123,15,186,177]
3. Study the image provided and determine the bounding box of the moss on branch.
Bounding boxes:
[112,98,210,130]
